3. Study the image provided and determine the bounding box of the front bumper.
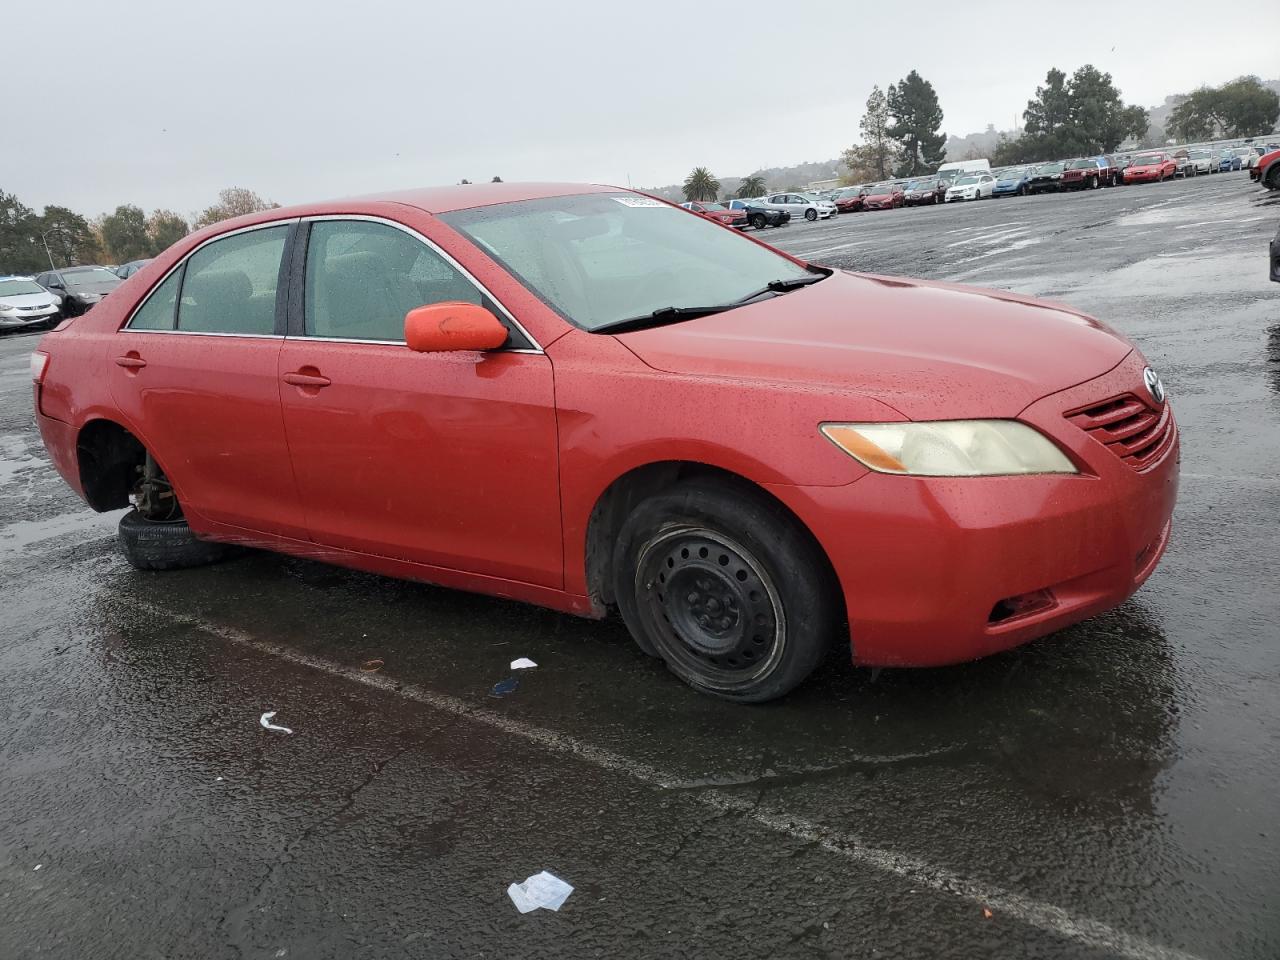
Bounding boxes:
[766,352,1179,668]
[0,307,59,328]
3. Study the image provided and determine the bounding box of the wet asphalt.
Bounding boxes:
[1,172,1278,960]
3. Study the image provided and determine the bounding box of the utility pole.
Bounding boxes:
[39,229,58,270]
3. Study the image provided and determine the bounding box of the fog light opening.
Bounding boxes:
[989,588,1055,625]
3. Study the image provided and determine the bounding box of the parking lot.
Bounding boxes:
[2,172,1278,959]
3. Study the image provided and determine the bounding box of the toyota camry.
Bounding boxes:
[31,183,1178,702]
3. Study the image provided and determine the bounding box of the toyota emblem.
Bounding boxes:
[1142,367,1166,404]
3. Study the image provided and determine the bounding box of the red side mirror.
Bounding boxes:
[404,302,509,352]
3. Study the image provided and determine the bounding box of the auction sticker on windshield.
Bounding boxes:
[611,196,665,207]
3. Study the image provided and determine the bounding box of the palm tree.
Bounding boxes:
[682,167,720,202]
[736,175,767,198]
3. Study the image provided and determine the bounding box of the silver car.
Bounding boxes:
[758,192,837,222]
[0,275,62,330]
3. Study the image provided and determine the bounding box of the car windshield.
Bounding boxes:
[0,279,47,298]
[1134,154,1164,165]
[699,202,727,211]
[955,176,980,186]
[999,169,1026,179]
[441,193,815,332]
[1037,162,1066,174]
[63,268,120,287]
[1069,160,1097,169]
[1190,150,1211,159]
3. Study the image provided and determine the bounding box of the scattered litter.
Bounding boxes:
[259,711,293,734]
[507,871,574,913]
[33,864,42,872]
[489,677,519,698]
[215,777,224,782]
[983,908,993,919]
[360,659,385,673]
[510,657,538,670]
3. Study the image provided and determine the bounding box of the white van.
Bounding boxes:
[936,159,991,184]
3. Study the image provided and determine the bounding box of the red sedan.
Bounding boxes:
[679,200,747,228]
[1124,153,1176,183]
[862,182,905,209]
[31,183,1178,702]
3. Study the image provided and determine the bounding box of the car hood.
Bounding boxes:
[0,292,58,308]
[614,271,1133,420]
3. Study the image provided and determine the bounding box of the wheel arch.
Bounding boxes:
[582,459,844,620]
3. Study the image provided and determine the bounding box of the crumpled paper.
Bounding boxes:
[507,871,573,913]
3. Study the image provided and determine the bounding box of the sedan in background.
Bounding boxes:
[1124,154,1176,184]
[1218,151,1242,172]
[992,167,1034,197]
[1185,150,1216,176]
[861,182,905,210]
[680,201,748,229]
[115,259,153,279]
[759,193,837,221]
[831,185,868,213]
[34,266,121,317]
[0,275,62,330]
[31,181,1178,702]
[945,174,995,202]
[904,179,945,206]
[1028,162,1067,194]
[725,199,791,229]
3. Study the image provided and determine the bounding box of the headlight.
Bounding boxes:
[0,304,16,313]
[820,421,1078,477]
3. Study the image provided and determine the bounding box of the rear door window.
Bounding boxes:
[177,226,287,335]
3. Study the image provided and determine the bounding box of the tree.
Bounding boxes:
[40,206,100,267]
[1023,68,1072,140]
[193,187,277,229]
[682,167,720,202]
[887,70,947,176]
[1168,77,1280,140]
[859,85,893,179]
[998,65,1149,163]
[0,189,44,274]
[100,205,151,263]
[147,210,189,254]
[736,174,767,198]
[491,176,503,183]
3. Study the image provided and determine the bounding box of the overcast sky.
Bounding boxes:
[6,0,1278,217]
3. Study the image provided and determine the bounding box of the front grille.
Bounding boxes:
[18,304,51,312]
[1065,393,1175,470]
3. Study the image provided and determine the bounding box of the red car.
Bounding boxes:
[679,200,747,228]
[862,182,905,210]
[31,183,1178,702]
[831,186,867,213]
[1123,153,1176,184]
[1252,148,1280,189]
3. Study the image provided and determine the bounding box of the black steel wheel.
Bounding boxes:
[612,479,840,702]
[750,213,766,229]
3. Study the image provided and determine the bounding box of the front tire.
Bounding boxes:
[750,213,766,230]
[612,480,840,702]
[804,208,818,221]
[118,510,239,571]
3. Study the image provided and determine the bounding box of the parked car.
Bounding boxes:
[725,199,791,229]
[1061,157,1117,190]
[861,182,905,210]
[30,182,1179,702]
[1254,148,1280,189]
[1217,150,1242,172]
[1185,149,1216,176]
[759,192,837,221]
[0,275,62,330]
[34,265,121,316]
[945,174,995,202]
[1123,153,1176,184]
[903,179,946,206]
[991,167,1034,197]
[115,259,153,279]
[1028,161,1067,194]
[831,186,868,213]
[680,201,748,229]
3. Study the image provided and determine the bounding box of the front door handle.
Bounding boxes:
[115,355,147,369]
[283,371,331,388]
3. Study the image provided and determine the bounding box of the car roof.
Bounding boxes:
[61,264,115,273]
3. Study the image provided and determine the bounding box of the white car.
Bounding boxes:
[944,174,995,202]
[758,192,837,221]
[0,275,62,329]
[1185,150,1215,176]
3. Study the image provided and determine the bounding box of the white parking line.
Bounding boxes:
[134,600,1205,960]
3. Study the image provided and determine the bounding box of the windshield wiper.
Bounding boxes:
[593,304,738,335]
[731,269,831,304]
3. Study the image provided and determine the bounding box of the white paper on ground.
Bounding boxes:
[507,871,573,913]
[510,657,538,670]
[259,711,293,734]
